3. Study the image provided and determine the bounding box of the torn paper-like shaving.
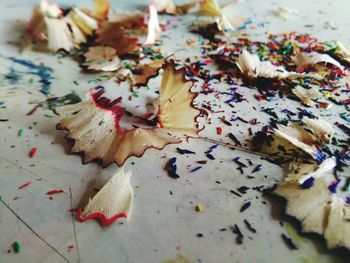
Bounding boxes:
[92,0,111,20]
[133,60,163,86]
[77,169,133,226]
[236,49,260,78]
[273,123,321,161]
[27,0,63,42]
[273,129,349,250]
[157,60,202,137]
[96,18,141,55]
[199,0,222,17]
[56,61,201,166]
[45,16,86,51]
[107,10,144,25]
[83,46,122,72]
[217,14,248,33]
[40,0,62,18]
[275,178,350,249]
[97,30,139,56]
[334,42,350,63]
[275,178,331,235]
[324,197,350,249]
[151,0,195,15]
[292,85,319,106]
[302,117,335,144]
[236,50,321,80]
[114,68,136,86]
[27,0,98,51]
[27,7,48,42]
[144,4,161,46]
[69,8,98,35]
[215,1,249,33]
[114,60,163,89]
[273,6,298,21]
[292,52,344,71]
[152,0,177,14]
[216,14,234,32]
[285,157,336,185]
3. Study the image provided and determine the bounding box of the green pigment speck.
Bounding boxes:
[12,241,20,253]
[17,129,24,137]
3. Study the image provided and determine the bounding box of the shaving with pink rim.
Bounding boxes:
[56,60,202,167]
[77,169,133,226]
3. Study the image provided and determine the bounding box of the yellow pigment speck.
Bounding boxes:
[195,204,203,212]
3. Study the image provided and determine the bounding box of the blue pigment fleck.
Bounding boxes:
[5,68,22,84]
[328,179,341,194]
[3,56,54,95]
[300,177,315,189]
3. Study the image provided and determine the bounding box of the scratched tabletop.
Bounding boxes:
[0,0,349,263]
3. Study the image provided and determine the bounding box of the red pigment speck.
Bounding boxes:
[18,181,32,190]
[67,245,74,252]
[26,105,39,116]
[29,147,37,158]
[254,94,266,101]
[216,127,222,135]
[46,189,64,195]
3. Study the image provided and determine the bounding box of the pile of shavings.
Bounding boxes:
[15,0,350,253]
[270,122,350,249]
[21,0,248,91]
[23,0,169,90]
[185,32,349,108]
